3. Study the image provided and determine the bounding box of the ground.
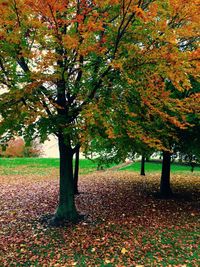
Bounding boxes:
[0,161,200,266]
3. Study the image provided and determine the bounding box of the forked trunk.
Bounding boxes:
[55,134,79,221]
[140,155,145,176]
[160,151,173,198]
[74,147,80,195]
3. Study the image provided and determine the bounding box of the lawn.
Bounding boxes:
[0,158,100,176]
[120,161,200,173]
[0,157,199,176]
[0,160,199,266]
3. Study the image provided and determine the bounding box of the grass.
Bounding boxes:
[120,160,200,173]
[0,158,114,175]
[0,157,60,167]
[0,157,106,169]
[0,157,199,175]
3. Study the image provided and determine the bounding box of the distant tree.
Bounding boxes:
[0,137,43,157]
[24,140,43,157]
[2,138,25,157]
[140,155,146,176]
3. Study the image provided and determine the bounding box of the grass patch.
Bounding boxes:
[0,158,102,169]
[0,158,115,175]
[120,161,200,173]
[0,158,60,168]
[0,158,199,175]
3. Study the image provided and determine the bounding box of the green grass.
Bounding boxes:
[120,161,200,173]
[0,157,98,168]
[0,158,199,175]
[0,158,113,175]
[0,157,110,170]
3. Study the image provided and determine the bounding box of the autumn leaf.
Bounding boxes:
[121,247,128,254]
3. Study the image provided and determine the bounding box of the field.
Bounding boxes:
[0,158,99,176]
[0,158,199,175]
[0,158,200,266]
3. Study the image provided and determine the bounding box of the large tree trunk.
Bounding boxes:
[160,151,173,198]
[54,134,79,222]
[140,155,145,176]
[74,147,80,195]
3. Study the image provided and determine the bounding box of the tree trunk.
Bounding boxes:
[160,151,173,198]
[54,134,79,222]
[140,155,145,176]
[74,147,80,195]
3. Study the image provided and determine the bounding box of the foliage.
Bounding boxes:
[169,79,200,171]
[84,132,155,169]
[0,137,43,157]
[0,171,199,266]
[0,0,199,220]
[0,0,199,149]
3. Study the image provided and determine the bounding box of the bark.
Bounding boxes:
[54,134,79,221]
[74,147,80,195]
[140,155,145,176]
[160,151,173,198]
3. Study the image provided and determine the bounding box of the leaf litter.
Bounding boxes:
[0,171,199,266]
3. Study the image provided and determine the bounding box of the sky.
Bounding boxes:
[42,135,59,158]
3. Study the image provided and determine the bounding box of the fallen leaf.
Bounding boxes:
[121,247,128,254]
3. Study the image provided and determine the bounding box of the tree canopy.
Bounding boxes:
[0,0,199,222]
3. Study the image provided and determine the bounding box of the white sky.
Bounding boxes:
[42,135,59,158]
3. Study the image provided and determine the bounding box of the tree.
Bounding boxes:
[0,137,42,157]
[0,0,154,223]
[158,79,200,197]
[0,0,199,223]
[140,155,145,176]
[3,138,24,157]
[175,79,200,170]
[160,151,173,197]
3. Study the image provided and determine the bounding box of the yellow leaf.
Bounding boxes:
[121,247,128,254]
[63,35,79,49]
